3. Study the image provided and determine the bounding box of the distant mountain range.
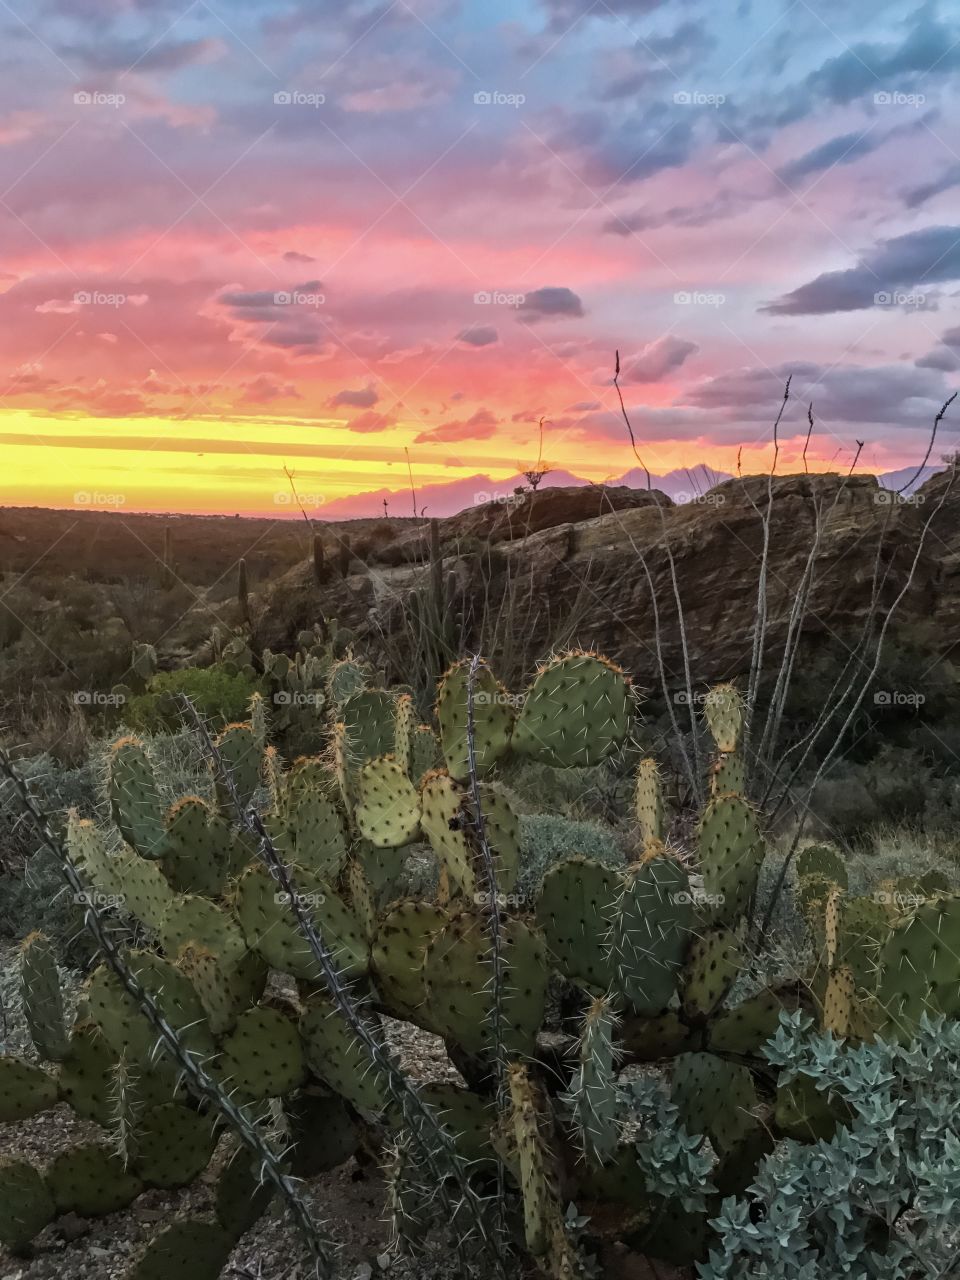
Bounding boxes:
[317,463,941,521]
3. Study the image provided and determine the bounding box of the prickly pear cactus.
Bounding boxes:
[512,651,633,768]
[20,932,68,1061]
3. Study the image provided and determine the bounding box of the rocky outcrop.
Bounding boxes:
[259,472,959,686]
[371,485,660,565]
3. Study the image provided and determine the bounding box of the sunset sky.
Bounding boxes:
[2,0,959,515]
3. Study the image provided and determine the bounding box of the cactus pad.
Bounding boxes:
[0,1157,55,1251]
[217,1007,305,1099]
[423,909,548,1057]
[709,986,799,1054]
[671,1052,758,1154]
[681,926,740,1021]
[300,996,393,1113]
[698,794,764,925]
[234,864,368,981]
[284,1086,359,1176]
[214,1143,276,1238]
[283,784,348,879]
[46,1143,143,1215]
[372,901,449,1021]
[420,771,476,897]
[128,1218,234,1280]
[465,782,522,895]
[536,856,619,991]
[20,931,68,1061]
[797,843,847,890]
[175,942,266,1036]
[703,683,743,753]
[512,652,632,768]
[563,994,620,1166]
[160,798,235,898]
[878,894,960,1039]
[437,658,513,780]
[133,1103,218,1187]
[355,756,422,848]
[0,1057,57,1122]
[159,894,247,967]
[611,854,692,1016]
[212,722,261,811]
[634,757,665,849]
[86,952,215,1065]
[109,737,166,858]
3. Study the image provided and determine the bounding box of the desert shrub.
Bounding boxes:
[125,664,262,732]
[701,1012,960,1279]
[518,812,623,898]
[0,754,101,963]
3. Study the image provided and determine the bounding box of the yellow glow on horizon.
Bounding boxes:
[2,407,868,516]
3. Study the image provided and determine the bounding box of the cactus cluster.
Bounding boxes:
[4,641,960,1278]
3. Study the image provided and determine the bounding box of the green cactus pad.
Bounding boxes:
[284,1085,359,1176]
[110,847,176,933]
[709,751,745,798]
[878,894,960,1039]
[635,758,665,848]
[437,658,513,780]
[536,856,620,991]
[86,952,215,1066]
[775,1074,841,1142]
[284,784,349,879]
[698,794,764,926]
[59,1019,177,1124]
[420,771,476,897]
[160,798,235,898]
[393,692,415,776]
[159,894,247,966]
[0,1157,55,1251]
[328,658,369,705]
[341,688,398,767]
[564,994,620,1166]
[709,986,800,1054]
[703,683,743,753]
[466,782,522,895]
[355,837,406,908]
[234,864,368,981]
[372,901,449,1021]
[46,1143,143,1215]
[423,909,548,1057]
[217,1006,305,1099]
[512,652,633,768]
[681,927,740,1021]
[620,1009,696,1060]
[838,895,888,990]
[671,1051,759,1154]
[133,1103,218,1188]
[796,842,847,890]
[214,1143,275,1239]
[68,814,124,899]
[346,857,376,941]
[508,1064,554,1256]
[611,854,692,1016]
[410,724,441,785]
[109,737,166,858]
[128,1218,234,1280]
[212,722,261,811]
[175,942,266,1036]
[418,1082,495,1165]
[300,996,393,1113]
[355,756,422,848]
[20,931,68,1061]
[0,1057,58,1122]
